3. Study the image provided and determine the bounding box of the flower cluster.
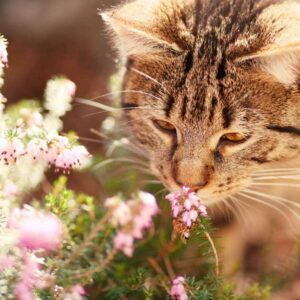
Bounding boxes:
[171,276,188,300]
[8,205,64,251]
[105,192,159,257]
[15,254,41,300]
[166,186,207,238]
[45,77,76,117]
[0,133,90,173]
[1,206,65,300]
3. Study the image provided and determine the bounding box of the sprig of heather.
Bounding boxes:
[105,192,159,257]
[170,276,188,300]
[166,186,208,238]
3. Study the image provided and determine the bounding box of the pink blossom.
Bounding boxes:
[54,145,90,173]
[0,137,25,164]
[71,285,85,296]
[166,186,207,237]
[111,192,159,257]
[113,232,134,257]
[171,276,188,300]
[8,205,64,251]
[15,282,35,300]
[15,254,40,300]
[27,139,48,160]
[182,210,198,228]
[64,285,86,300]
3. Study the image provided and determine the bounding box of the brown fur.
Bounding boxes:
[102,0,300,205]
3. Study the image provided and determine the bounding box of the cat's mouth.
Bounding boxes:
[196,176,252,206]
[160,175,252,206]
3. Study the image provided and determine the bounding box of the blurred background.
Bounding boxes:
[1,1,300,299]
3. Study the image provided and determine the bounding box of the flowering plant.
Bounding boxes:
[0,34,271,300]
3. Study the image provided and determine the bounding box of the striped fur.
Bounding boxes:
[102,0,300,205]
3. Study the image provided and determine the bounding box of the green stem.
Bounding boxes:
[200,222,220,277]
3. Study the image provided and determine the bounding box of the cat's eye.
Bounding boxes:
[153,119,176,133]
[221,132,246,143]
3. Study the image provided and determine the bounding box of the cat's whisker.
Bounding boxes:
[251,182,300,188]
[238,191,294,228]
[252,172,300,178]
[89,128,148,159]
[80,104,156,119]
[76,98,154,114]
[218,198,233,223]
[131,67,169,92]
[139,179,162,185]
[231,195,259,227]
[104,165,153,178]
[244,192,300,225]
[77,88,163,102]
[252,175,300,181]
[106,138,147,158]
[211,200,231,222]
[254,168,300,175]
[90,128,110,140]
[77,136,106,145]
[227,196,247,225]
[154,187,168,198]
[244,188,300,210]
[93,157,149,170]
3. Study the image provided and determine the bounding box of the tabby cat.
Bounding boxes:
[101,0,300,206]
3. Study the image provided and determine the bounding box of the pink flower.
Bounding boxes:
[111,192,159,257]
[166,186,208,237]
[64,285,86,300]
[8,205,64,251]
[15,282,35,300]
[27,139,48,160]
[0,137,25,164]
[54,145,90,173]
[113,232,134,257]
[171,276,188,300]
[0,37,8,65]
[71,285,85,296]
[15,254,40,300]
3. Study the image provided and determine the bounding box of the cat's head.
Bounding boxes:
[102,0,300,204]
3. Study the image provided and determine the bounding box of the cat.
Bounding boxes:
[101,0,300,207]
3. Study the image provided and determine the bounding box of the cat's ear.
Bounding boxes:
[100,0,194,57]
[235,1,300,86]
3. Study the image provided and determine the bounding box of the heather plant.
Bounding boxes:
[0,34,272,300]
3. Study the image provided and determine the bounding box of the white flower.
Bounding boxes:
[0,36,8,66]
[43,114,63,132]
[44,77,76,117]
